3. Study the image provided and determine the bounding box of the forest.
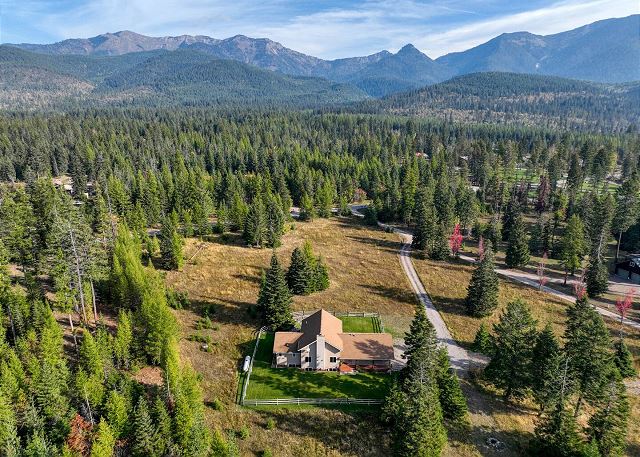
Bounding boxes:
[0,108,638,456]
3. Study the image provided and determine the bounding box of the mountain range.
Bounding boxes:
[9,14,639,97]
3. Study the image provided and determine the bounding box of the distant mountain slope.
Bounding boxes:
[374,72,640,131]
[437,15,640,83]
[12,30,219,56]
[0,47,368,110]
[10,15,638,92]
[99,50,368,106]
[345,45,455,97]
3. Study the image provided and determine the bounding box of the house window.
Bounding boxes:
[329,357,337,363]
[305,357,311,362]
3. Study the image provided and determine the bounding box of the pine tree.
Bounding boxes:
[316,180,334,218]
[435,348,467,422]
[299,194,316,221]
[257,253,294,331]
[243,198,267,247]
[314,256,330,291]
[559,215,586,281]
[393,379,447,457]
[429,223,450,261]
[531,324,563,411]
[465,246,499,317]
[104,391,129,438]
[501,198,520,242]
[471,323,493,355]
[403,304,437,360]
[286,247,311,295]
[585,250,609,298]
[159,214,183,270]
[132,397,159,457]
[505,214,530,268]
[484,217,501,252]
[587,374,630,457]
[411,188,436,255]
[564,296,615,417]
[612,340,636,378]
[265,196,285,248]
[530,403,586,457]
[90,420,115,457]
[485,300,537,401]
[612,172,640,261]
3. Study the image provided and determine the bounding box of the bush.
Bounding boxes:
[211,398,224,411]
[265,418,276,430]
[166,289,189,309]
[202,303,218,317]
[261,450,273,457]
[238,425,250,440]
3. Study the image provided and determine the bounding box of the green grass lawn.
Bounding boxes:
[245,332,391,400]
[339,316,381,333]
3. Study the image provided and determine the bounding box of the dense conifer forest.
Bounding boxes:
[0,107,638,455]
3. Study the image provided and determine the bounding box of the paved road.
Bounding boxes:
[457,254,640,332]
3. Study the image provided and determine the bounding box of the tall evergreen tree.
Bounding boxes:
[243,198,267,247]
[286,247,312,295]
[505,214,530,268]
[531,324,563,411]
[485,300,537,401]
[159,214,183,270]
[587,374,630,457]
[564,296,615,417]
[435,348,467,422]
[132,397,159,457]
[465,246,499,317]
[612,340,636,379]
[559,215,587,282]
[257,253,294,331]
[265,196,285,248]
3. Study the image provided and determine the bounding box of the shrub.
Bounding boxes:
[265,418,276,430]
[262,450,273,457]
[238,425,250,440]
[211,398,224,411]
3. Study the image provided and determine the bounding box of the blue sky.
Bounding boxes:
[1,0,637,58]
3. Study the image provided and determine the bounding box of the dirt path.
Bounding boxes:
[394,228,488,375]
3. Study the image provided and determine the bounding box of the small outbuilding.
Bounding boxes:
[615,255,640,284]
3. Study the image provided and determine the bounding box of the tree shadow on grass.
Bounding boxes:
[347,235,404,255]
[358,283,419,306]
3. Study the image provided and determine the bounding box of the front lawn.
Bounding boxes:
[339,316,381,333]
[245,332,391,400]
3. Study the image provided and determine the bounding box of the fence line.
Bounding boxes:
[240,326,265,405]
[242,397,383,406]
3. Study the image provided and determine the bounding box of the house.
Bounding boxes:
[615,255,640,284]
[272,309,394,371]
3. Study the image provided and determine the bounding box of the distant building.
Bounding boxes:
[272,309,394,372]
[615,255,640,284]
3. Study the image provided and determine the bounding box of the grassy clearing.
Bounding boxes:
[165,217,414,457]
[245,332,390,400]
[339,316,380,333]
[411,253,640,453]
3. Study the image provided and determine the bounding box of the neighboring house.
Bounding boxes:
[272,309,394,371]
[615,255,640,284]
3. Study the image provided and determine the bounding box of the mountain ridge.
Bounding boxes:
[8,14,638,96]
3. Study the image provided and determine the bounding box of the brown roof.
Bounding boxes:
[296,309,343,351]
[272,332,302,353]
[339,333,395,361]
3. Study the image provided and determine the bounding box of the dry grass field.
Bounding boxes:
[165,217,416,457]
[411,254,640,454]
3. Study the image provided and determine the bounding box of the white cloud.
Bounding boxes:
[4,0,637,59]
[416,0,640,57]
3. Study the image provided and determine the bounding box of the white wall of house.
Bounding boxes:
[301,341,316,369]
[324,344,340,370]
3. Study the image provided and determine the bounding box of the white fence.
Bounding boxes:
[242,397,383,406]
